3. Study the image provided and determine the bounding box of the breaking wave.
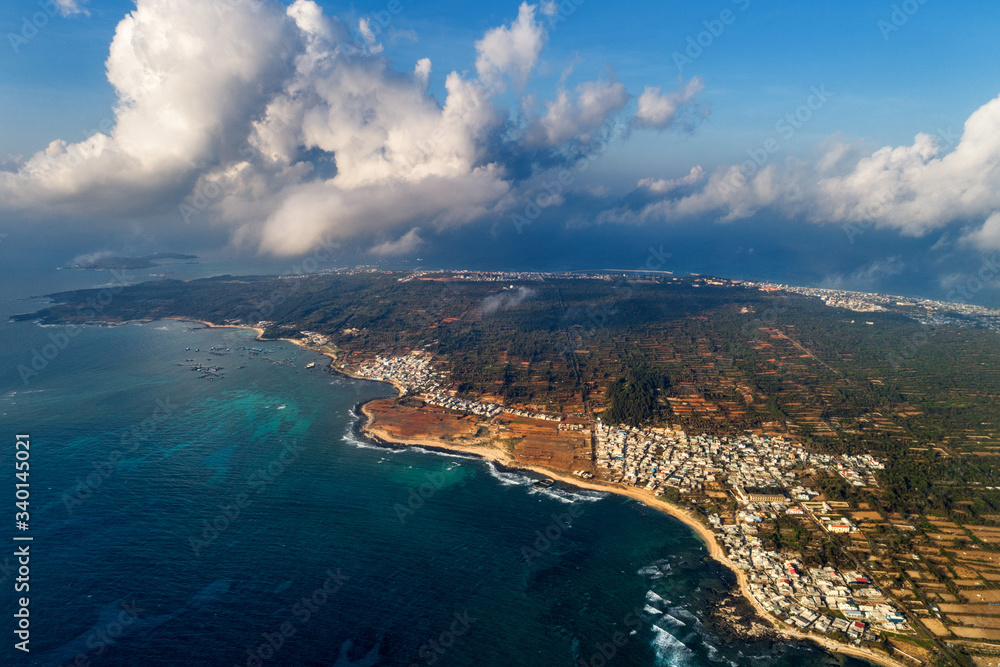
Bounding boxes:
[650,625,695,667]
[483,461,535,487]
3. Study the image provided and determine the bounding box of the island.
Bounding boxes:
[66,252,198,270]
[16,268,1000,666]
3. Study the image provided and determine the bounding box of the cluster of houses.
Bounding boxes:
[593,422,883,499]
[558,423,586,431]
[592,421,908,641]
[719,522,909,638]
[354,355,563,422]
[298,330,330,346]
[355,354,440,391]
[836,454,883,486]
[504,408,562,421]
[423,392,503,417]
[352,356,909,645]
[743,280,1000,333]
[594,423,811,494]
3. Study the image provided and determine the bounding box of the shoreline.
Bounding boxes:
[355,404,908,667]
[94,318,909,667]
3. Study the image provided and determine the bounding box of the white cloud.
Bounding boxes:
[358,18,384,54]
[961,212,1000,250]
[69,250,113,267]
[55,0,88,17]
[608,93,1000,250]
[632,78,704,129]
[540,1,559,17]
[638,166,705,195]
[0,0,297,216]
[370,227,424,255]
[0,0,691,256]
[474,2,546,89]
[414,58,432,87]
[482,286,536,314]
[525,77,629,146]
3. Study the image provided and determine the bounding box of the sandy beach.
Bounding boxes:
[359,402,910,667]
[171,318,908,667]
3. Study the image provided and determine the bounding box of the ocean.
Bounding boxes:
[0,261,872,666]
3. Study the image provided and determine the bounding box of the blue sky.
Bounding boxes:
[2,0,1000,303]
[4,0,998,169]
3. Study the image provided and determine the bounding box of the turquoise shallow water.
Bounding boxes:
[0,267,872,666]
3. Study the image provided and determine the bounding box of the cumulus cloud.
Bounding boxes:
[55,0,88,17]
[69,250,114,267]
[961,212,1000,250]
[370,227,424,255]
[820,256,906,291]
[0,0,702,256]
[637,166,705,195]
[525,77,629,146]
[481,286,536,314]
[474,2,546,89]
[414,57,432,87]
[0,0,297,217]
[632,77,704,129]
[358,18,384,54]
[606,93,1000,250]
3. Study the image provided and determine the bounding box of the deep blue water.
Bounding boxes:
[0,264,873,666]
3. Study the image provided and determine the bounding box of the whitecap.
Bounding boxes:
[529,485,608,504]
[661,613,686,627]
[638,564,667,579]
[342,433,398,452]
[483,461,535,487]
[650,625,695,667]
[643,604,664,616]
[407,446,479,461]
[669,607,700,625]
[646,590,666,604]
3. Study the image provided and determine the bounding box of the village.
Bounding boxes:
[592,422,908,641]
[349,353,910,648]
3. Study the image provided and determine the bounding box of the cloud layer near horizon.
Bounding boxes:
[606,93,1000,250]
[0,0,702,256]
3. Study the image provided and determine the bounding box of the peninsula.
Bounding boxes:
[17,268,1000,666]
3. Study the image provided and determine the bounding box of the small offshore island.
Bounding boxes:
[17,268,1000,667]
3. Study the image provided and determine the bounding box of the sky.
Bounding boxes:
[3,0,1000,303]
